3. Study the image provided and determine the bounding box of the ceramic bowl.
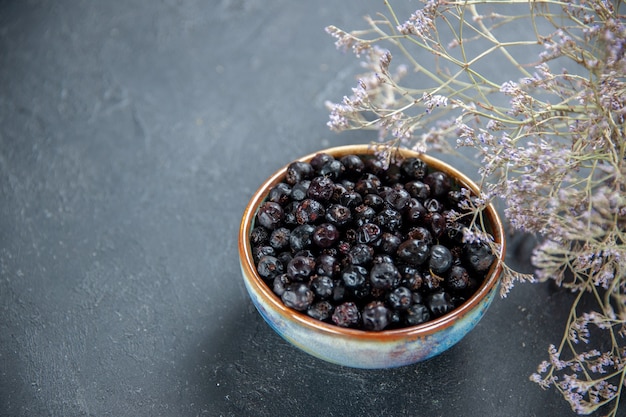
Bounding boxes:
[238,145,505,369]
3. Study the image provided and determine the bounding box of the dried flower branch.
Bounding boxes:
[325,1,625,415]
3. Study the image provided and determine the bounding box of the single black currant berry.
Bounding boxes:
[252,245,275,263]
[332,301,361,328]
[387,286,413,310]
[340,154,365,178]
[286,255,316,281]
[256,255,284,280]
[268,182,292,205]
[281,283,314,311]
[405,198,427,224]
[312,223,340,248]
[307,301,334,321]
[378,232,402,255]
[289,224,315,252]
[427,291,455,317]
[272,274,290,296]
[362,301,391,331]
[250,226,270,246]
[384,187,412,212]
[396,238,430,266]
[285,161,313,185]
[290,180,310,201]
[347,243,374,266]
[424,171,452,197]
[295,199,326,224]
[429,244,454,275]
[363,193,385,211]
[405,304,431,326]
[375,207,403,232]
[400,157,427,180]
[354,204,377,227]
[338,190,363,209]
[356,222,382,245]
[369,262,401,290]
[446,265,470,292]
[341,264,368,288]
[310,153,334,172]
[355,173,381,196]
[307,176,335,202]
[269,227,291,250]
[310,275,334,299]
[256,201,284,230]
[319,159,345,179]
[315,253,340,278]
[405,181,430,199]
[464,241,496,272]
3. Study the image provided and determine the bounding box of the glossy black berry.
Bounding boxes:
[464,241,496,272]
[332,301,361,328]
[429,244,453,275]
[256,255,284,280]
[400,157,427,180]
[319,159,345,179]
[446,265,470,292]
[347,243,374,266]
[355,173,381,196]
[268,182,292,205]
[272,274,290,296]
[341,264,368,288]
[256,201,284,230]
[362,301,391,331]
[375,207,403,232]
[338,190,363,209]
[363,193,385,211]
[369,262,401,290]
[310,275,334,299]
[396,239,430,266]
[290,180,310,201]
[356,223,382,244]
[312,223,340,248]
[252,245,275,263]
[315,253,339,277]
[269,227,291,250]
[282,283,314,311]
[427,291,455,317]
[384,187,412,212]
[307,176,335,202]
[250,226,270,246]
[289,224,315,252]
[424,171,452,197]
[295,199,325,224]
[405,303,430,326]
[325,204,352,227]
[353,204,377,227]
[310,153,334,172]
[387,286,413,310]
[405,181,430,199]
[307,301,334,321]
[286,255,316,281]
[285,161,313,185]
[340,154,365,178]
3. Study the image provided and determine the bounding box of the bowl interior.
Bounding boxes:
[239,145,505,340]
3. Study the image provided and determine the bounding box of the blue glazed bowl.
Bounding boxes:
[239,145,505,369]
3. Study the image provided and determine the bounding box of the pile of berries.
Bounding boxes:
[250,152,496,331]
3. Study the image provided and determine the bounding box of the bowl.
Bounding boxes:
[238,145,505,369]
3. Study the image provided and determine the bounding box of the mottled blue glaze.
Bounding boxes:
[239,145,505,369]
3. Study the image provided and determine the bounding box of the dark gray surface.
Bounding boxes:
[0,1,606,416]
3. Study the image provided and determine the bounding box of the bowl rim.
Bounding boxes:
[239,144,505,341]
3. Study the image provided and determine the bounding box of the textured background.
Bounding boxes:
[0,1,595,416]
